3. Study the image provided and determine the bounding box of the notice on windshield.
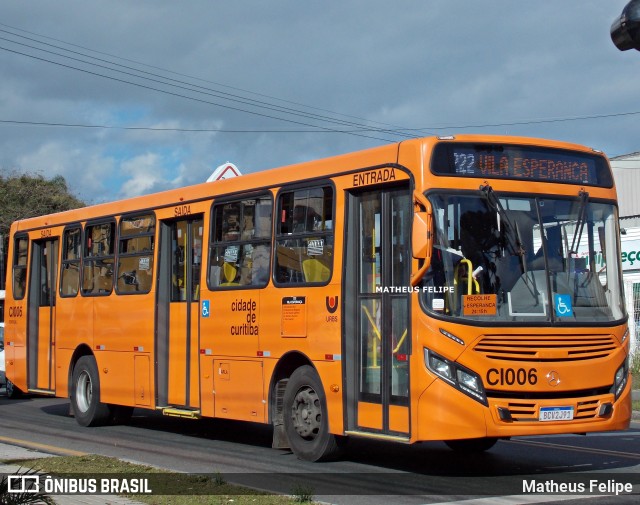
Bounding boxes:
[463,294,497,316]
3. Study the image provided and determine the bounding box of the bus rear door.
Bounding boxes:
[27,237,59,393]
[156,216,203,411]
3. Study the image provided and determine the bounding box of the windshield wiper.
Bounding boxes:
[479,184,543,299]
[479,184,526,262]
[569,190,589,256]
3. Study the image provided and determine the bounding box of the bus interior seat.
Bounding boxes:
[220,262,239,286]
[302,258,330,282]
[61,263,80,295]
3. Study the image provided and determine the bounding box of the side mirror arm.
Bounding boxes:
[410,191,433,286]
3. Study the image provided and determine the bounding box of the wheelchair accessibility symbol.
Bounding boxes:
[202,300,210,318]
[554,294,573,317]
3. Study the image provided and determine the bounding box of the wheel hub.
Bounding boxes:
[291,386,321,440]
[76,371,93,413]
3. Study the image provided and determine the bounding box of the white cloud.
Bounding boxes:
[14,142,116,201]
[117,152,167,199]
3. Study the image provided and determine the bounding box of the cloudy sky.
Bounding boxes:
[1,1,639,204]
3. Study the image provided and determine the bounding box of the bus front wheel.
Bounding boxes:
[5,379,22,399]
[71,356,111,427]
[283,365,344,462]
[445,437,498,452]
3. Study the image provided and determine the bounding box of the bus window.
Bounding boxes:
[60,226,82,297]
[117,214,155,294]
[275,186,334,284]
[12,236,28,300]
[82,221,115,296]
[209,195,272,288]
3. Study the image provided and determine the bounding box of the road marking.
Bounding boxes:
[0,435,86,457]
[425,495,595,505]
[507,439,640,460]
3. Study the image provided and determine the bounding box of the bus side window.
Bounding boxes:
[116,214,155,294]
[60,226,81,297]
[275,186,334,285]
[12,236,29,300]
[82,221,115,296]
[209,195,273,289]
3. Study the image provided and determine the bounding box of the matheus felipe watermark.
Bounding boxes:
[375,286,454,294]
[523,478,635,496]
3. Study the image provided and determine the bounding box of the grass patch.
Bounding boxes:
[8,455,309,505]
[631,362,639,393]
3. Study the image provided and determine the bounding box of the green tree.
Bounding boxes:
[0,172,85,288]
[0,173,85,236]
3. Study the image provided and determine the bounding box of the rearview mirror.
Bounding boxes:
[412,211,432,260]
[411,192,433,286]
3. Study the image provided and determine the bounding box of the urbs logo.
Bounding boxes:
[325,296,339,314]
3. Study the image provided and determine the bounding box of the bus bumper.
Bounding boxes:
[416,378,631,442]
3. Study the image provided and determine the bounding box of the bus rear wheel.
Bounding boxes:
[445,437,498,453]
[71,356,111,427]
[283,365,344,462]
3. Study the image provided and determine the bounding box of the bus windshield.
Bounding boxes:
[420,192,625,324]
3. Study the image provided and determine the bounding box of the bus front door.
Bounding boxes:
[345,186,411,437]
[27,238,59,393]
[156,217,203,410]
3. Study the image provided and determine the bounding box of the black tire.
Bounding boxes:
[283,365,344,462]
[71,356,111,427]
[5,378,23,399]
[445,437,498,453]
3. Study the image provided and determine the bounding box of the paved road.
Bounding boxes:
[0,393,638,504]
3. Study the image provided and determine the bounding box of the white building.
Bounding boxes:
[611,152,640,355]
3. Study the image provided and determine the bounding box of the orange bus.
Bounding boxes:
[3,135,631,461]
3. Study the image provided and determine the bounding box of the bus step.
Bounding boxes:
[344,431,410,443]
[160,408,201,419]
[27,388,56,396]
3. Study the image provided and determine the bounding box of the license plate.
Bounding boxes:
[539,406,574,421]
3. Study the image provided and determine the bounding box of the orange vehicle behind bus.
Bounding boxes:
[4,135,631,461]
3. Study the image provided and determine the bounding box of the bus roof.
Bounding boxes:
[9,134,607,233]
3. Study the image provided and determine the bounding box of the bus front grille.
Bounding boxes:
[474,334,617,362]
[496,399,602,422]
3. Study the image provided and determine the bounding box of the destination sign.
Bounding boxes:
[431,143,613,187]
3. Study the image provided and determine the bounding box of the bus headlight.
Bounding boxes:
[424,349,487,406]
[613,356,629,400]
[427,352,454,381]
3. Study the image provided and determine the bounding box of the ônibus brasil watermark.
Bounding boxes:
[7,474,152,495]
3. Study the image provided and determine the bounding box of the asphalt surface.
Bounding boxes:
[1,387,639,505]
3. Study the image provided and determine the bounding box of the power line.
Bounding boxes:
[0,26,420,141]
[0,44,398,143]
[1,22,637,137]
[409,110,640,131]
[0,30,417,139]
[0,22,419,137]
[0,119,385,133]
